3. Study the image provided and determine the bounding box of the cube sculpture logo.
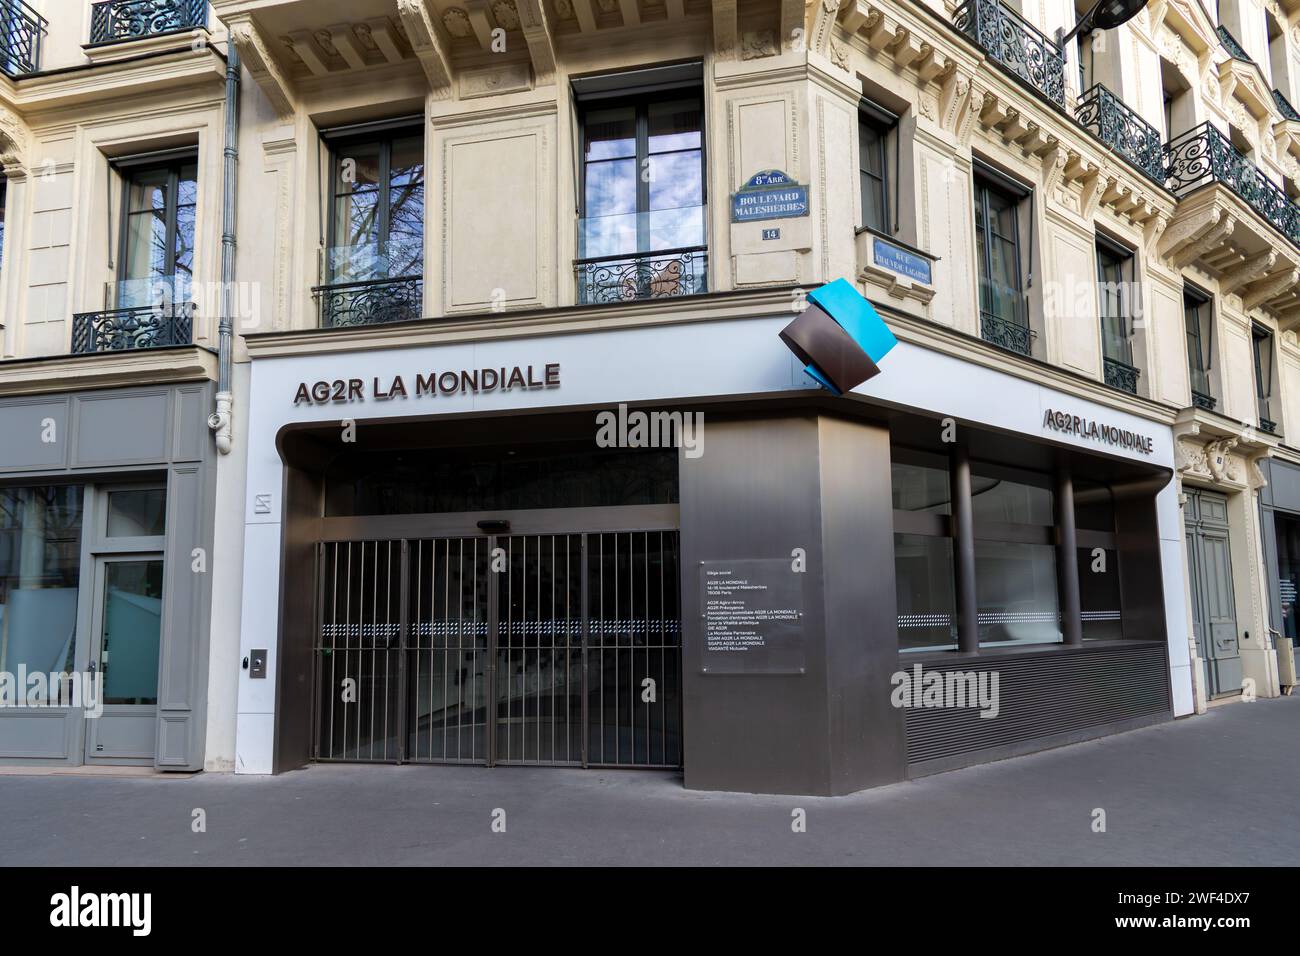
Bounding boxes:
[779,278,898,395]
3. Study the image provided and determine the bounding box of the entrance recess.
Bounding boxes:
[313,530,682,769]
[1185,489,1242,697]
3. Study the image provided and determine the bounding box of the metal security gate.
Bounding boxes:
[313,530,682,770]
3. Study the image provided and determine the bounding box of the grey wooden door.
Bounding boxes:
[1185,490,1242,696]
[83,555,164,763]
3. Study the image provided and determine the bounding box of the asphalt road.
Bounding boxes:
[2,695,1297,865]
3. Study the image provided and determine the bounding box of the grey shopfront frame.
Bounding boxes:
[260,395,1176,795]
[0,382,216,769]
[1259,459,1300,654]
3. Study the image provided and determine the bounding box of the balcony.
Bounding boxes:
[71,303,194,354]
[953,0,1065,107]
[1275,89,1300,123]
[1075,84,1165,184]
[313,276,423,329]
[1103,356,1140,395]
[979,312,1033,356]
[1164,123,1300,248]
[0,0,45,76]
[89,0,208,45]
[574,248,708,306]
[1191,389,1217,412]
[1216,25,1252,64]
[575,208,707,305]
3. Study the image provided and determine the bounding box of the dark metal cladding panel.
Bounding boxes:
[904,642,1171,771]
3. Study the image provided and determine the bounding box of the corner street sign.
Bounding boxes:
[731,169,809,223]
[872,237,933,285]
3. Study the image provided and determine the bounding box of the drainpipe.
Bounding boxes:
[208,44,240,455]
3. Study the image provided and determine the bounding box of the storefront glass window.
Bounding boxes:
[325,444,678,517]
[975,540,1060,647]
[106,488,167,538]
[895,533,957,652]
[1275,513,1300,646]
[890,456,950,515]
[1078,546,1122,640]
[973,466,1060,648]
[99,560,164,706]
[0,486,84,682]
[971,471,1053,525]
[1074,480,1121,640]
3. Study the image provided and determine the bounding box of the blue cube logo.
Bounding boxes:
[779,279,898,396]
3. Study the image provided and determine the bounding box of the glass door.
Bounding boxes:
[83,556,164,762]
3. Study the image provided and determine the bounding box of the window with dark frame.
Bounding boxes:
[1074,480,1123,642]
[118,158,197,311]
[1184,285,1215,410]
[577,88,705,303]
[889,440,1132,654]
[316,123,425,328]
[858,99,895,234]
[974,171,1028,352]
[326,130,425,286]
[1097,236,1137,393]
[971,464,1061,649]
[890,448,957,653]
[1253,323,1277,433]
[0,178,6,277]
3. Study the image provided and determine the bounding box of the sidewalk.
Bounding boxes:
[2,694,1297,866]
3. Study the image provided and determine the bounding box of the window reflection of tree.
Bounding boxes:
[0,486,83,597]
[333,137,424,281]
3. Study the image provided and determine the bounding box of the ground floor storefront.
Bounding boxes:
[1257,457,1300,694]
[1173,414,1285,708]
[0,381,217,768]
[233,311,1193,795]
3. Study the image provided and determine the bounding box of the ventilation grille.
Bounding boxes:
[904,642,1171,769]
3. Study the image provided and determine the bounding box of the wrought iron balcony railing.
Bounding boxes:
[1216,25,1252,63]
[1275,89,1300,123]
[71,303,194,354]
[1076,84,1165,183]
[1164,122,1300,248]
[1103,356,1140,395]
[313,275,423,328]
[953,0,1065,107]
[979,312,1034,356]
[575,247,708,306]
[1260,412,1278,434]
[1191,389,1217,412]
[0,0,46,76]
[89,0,207,45]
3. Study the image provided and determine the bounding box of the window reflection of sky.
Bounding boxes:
[581,98,705,260]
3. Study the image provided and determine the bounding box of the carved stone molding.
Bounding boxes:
[0,107,29,171]
[398,0,454,96]
[741,30,779,60]
[1175,418,1274,492]
[226,15,295,118]
[514,0,555,85]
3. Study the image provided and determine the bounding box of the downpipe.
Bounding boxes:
[208,43,240,455]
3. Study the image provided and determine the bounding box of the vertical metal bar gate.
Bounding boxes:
[313,530,681,770]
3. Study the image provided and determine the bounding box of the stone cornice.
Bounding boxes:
[242,288,804,359]
[241,285,1182,429]
[6,47,227,122]
[0,347,217,398]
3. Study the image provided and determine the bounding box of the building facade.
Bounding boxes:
[0,0,1297,792]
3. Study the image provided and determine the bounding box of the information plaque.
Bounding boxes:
[700,559,805,675]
